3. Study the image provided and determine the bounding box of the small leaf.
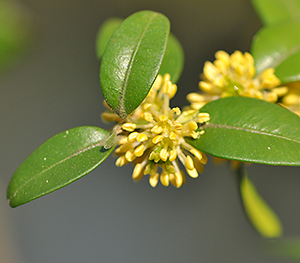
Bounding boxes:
[251,23,300,83]
[158,33,184,83]
[188,97,300,165]
[237,164,282,238]
[251,0,300,26]
[100,10,170,119]
[265,238,300,261]
[7,126,114,207]
[95,17,122,59]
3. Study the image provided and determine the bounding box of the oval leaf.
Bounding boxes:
[237,165,282,238]
[188,97,300,165]
[251,0,300,26]
[100,10,170,119]
[95,16,182,83]
[251,23,300,83]
[95,17,122,59]
[158,33,184,83]
[7,126,114,207]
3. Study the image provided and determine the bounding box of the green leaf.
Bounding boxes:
[96,16,182,83]
[158,33,184,83]
[188,97,300,165]
[251,23,300,83]
[265,238,300,261]
[237,164,282,238]
[0,0,36,71]
[251,0,300,26]
[95,17,122,60]
[100,10,170,119]
[7,126,114,208]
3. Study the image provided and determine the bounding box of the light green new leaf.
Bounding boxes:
[95,17,122,60]
[7,126,114,208]
[188,97,300,165]
[265,238,300,261]
[237,165,282,238]
[100,10,170,119]
[158,33,184,83]
[251,23,300,83]
[251,0,300,26]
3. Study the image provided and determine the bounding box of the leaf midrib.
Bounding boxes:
[118,12,158,119]
[8,140,103,201]
[206,123,300,144]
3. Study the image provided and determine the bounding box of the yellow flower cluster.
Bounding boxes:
[187,50,288,110]
[281,81,300,116]
[103,74,210,188]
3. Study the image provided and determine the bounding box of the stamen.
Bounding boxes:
[143,112,153,122]
[169,149,177,162]
[128,132,139,142]
[151,125,163,134]
[137,133,148,142]
[134,144,145,157]
[185,155,195,170]
[122,123,137,132]
[149,173,159,187]
[132,163,143,180]
[159,148,169,162]
[152,135,164,144]
[160,172,169,186]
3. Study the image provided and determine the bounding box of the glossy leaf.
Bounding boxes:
[95,17,122,59]
[237,165,282,238]
[100,10,170,119]
[188,97,300,165]
[251,23,300,83]
[251,0,300,26]
[7,126,114,207]
[96,16,183,83]
[158,33,184,83]
[0,0,36,70]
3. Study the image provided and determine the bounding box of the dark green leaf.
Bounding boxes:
[95,17,122,59]
[237,164,282,238]
[7,126,114,207]
[188,97,300,165]
[100,10,170,119]
[158,33,184,83]
[251,0,300,26]
[251,23,300,83]
[96,16,182,83]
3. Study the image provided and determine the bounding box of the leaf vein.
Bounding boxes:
[9,141,103,201]
[118,12,158,118]
[206,123,300,144]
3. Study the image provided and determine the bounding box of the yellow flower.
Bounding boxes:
[102,74,210,188]
[281,81,300,116]
[187,50,288,110]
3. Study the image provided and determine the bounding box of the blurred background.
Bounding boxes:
[1,0,300,262]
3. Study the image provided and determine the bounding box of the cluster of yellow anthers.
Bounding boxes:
[102,74,210,188]
[281,81,300,116]
[187,50,288,110]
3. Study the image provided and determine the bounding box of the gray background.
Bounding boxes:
[1,0,300,262]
